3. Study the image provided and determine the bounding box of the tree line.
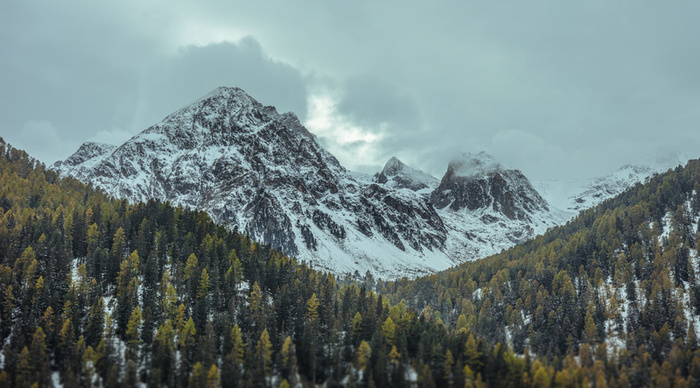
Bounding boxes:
[2,136,700,387]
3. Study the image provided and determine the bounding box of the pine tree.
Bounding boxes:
[196,267,211,328]
[126,305,143,363]
[184,253,200,300]
[189,362,207,388]
[443,348,454,384]
[307,293,319,323]
[29,327,50,386]
[84,297,104,348]
[230,324,245,364]
[464,334,482,371]
[249,281,265,332]
[40,306,56,348]
[180,317,198,376]
[162,272,178,320]
[256,329,273,376]
[222,325,245,387]
[82,345,101,386]
[206,364,221,388]
[179,317,197,348]
[115,250,139,336]
[1,285,14,338]
[352,311,363,343]
[153,320,176,386]
[356,340,371,371]
[15,346,33,387]
[57,317,75,370]
[108,227,126,284]
[382,317,397,347]
[280,336,298,381]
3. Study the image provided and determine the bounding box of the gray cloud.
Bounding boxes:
[133,38,308,132]
[1,0,308,164]
[337,75,421,131]
[2,0,699,182]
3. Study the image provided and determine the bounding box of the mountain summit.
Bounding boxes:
[432,152,548,220]
[375,156,438,192]
[55,87,565,278]
[446,151,503,178]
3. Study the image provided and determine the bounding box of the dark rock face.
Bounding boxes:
[243,189,297,255]
[311,210,346,240]
[430,160,549,222]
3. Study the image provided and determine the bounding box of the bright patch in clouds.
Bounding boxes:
[306,94,385,173]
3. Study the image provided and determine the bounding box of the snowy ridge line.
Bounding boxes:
[54,87,614,279]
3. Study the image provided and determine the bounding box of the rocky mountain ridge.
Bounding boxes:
[55,87,564,278]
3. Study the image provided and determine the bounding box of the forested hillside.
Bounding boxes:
[2,135,700,387]
[0,140,529,387]
[382,159,700,386]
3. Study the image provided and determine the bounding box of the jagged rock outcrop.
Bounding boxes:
[375,157,438,192]
[427,152,563,261]
[431,152,549,221]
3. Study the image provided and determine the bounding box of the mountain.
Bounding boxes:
[374,156,438,192]
[54,87,563,278]
[4,138,480,387]
[54,87,454,278]
[430,152,567,263]
[52,141,117,175]
[536,152,690,216]
[431,151,548,219]
[382,157,700,385]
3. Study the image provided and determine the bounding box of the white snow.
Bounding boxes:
[535,152,691,220]
[379,156,439,193]
[52,371,63,387]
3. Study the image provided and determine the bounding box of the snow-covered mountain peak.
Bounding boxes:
[432,151,549,221]
[54,87,568,279]
[52,141,117,174]
[375,156,439,192]
[198,86,253,105]
[382,156,404,174]
[71,141,116,160]
[55,87,459,278]
[448,151,504,179]
[534,150,692,217]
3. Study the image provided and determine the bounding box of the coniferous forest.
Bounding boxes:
[2,136,700,387]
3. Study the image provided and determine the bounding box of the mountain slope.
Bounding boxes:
[0,136,587,388]
[382,158,700,383]
[536,152,690,216]
[431,152,568,262]
[55,87,565,278]
[54,87,455,278]
[6,143,700,386]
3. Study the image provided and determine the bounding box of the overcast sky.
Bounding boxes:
[2,1,699,181]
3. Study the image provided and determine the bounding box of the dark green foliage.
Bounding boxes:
[1,136,700,386]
